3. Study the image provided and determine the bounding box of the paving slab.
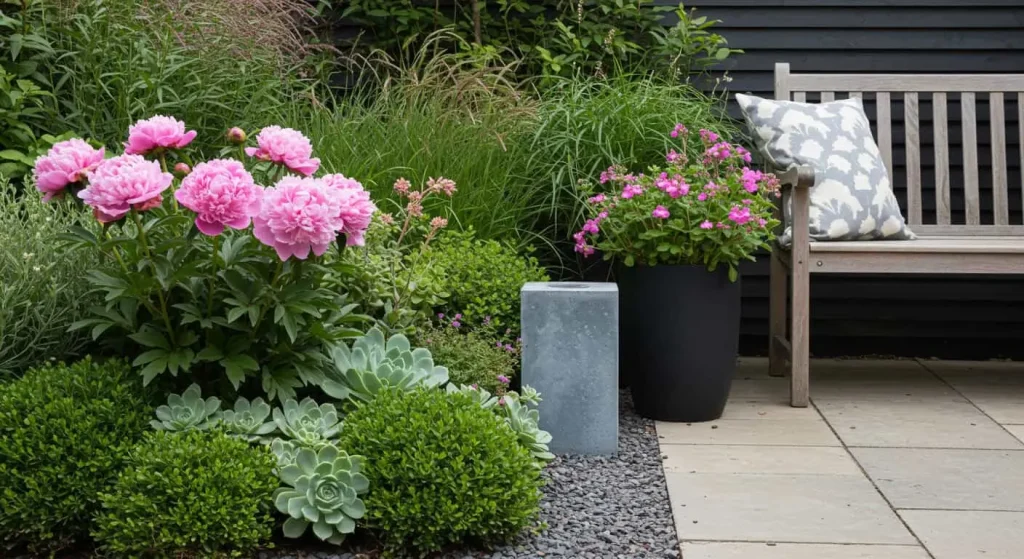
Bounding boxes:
[922,361,1024,424]
[853,447,1024,511]
[657,418,840,447]
[681,542,930,559]
[815,397,1022,449]
[899,510,1024,559]
[1006,424,1024,444]
[666,472,916,544]
[661,444,861,476]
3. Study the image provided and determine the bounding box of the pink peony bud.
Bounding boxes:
[173,162,192,177]
[226,127,247,145]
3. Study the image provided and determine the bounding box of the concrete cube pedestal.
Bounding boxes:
[521,282,618,455]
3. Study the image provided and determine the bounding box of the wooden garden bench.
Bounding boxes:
[768,63,1024,407]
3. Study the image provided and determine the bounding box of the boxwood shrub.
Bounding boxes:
[0,357,151,553]
[93,430,278,558]
[339,387,543,555]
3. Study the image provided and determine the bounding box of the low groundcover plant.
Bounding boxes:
[575,124,781,280]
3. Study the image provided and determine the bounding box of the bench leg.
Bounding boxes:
[768,250,788,377]
[790,251,810,408]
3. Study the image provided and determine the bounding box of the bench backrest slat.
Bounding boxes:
[774,63,1024,236]
[905,92,923,225]
[991,93,1009,226]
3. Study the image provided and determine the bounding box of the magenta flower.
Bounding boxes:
[700,220,714,230]
[697,193,707,201]
[582,219,600,235]
[666,149,682,164]
[588,193,607,204]
[175,159,263,236]
[124,116,197,155]
[33,139,105,202]
[451,320,461,328]
[322,173,376,246]
[598,210,609,220]
[245,126,320,176]
[728,206,753,225]
[621,184,643,199]
[78,154,172,222]
[599,166,618,184]
[741,167,764,193]
[706,142,732,161]
[252,176,343,260]
[736,146,753,163]
[651,205,670,219]
[497,375,510,385]
[699,129,720,144]
[670,123,688,138]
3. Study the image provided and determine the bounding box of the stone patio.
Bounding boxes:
[659,358,1024,559]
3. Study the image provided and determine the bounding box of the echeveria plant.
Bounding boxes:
[272,398,341,449]
[274,444,369,545]
[323,327,449,403]
[221,397,276,442]
[151,383,222,431]
[575,124,781,280]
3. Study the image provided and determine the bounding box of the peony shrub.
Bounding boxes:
[42,118,376,400]
[575,125,781,280]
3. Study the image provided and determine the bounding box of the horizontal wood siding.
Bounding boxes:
[680,0,1024,358]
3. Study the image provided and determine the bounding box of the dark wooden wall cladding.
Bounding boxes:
[674,0,1024,359]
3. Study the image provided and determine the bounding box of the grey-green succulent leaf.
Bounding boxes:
[445,383,500,409]
[501,391,555,464]
[151,383,222,431]
[272,397,341,449]
[323,327,449,403]
[270,438,300,468]
[221,396,277,442]
[273,443,369,545]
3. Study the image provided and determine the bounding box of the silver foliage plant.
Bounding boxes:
[272,397,341,449]
[323,327,449,403]
[150,383,222,431]
[274,444,369,545]
[221,396,276,442]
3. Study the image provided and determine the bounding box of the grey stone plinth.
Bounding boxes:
[521,282,618,455]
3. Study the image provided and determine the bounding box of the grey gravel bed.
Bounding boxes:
[268,390,680,559]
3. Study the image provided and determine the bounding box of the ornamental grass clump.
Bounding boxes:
[575,125,781,280]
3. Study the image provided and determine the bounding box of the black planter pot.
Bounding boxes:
[617,264,741,422]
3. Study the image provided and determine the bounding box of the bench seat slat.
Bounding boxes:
[808,237,1024,254]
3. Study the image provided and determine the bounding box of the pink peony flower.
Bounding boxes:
[700,220,714,230]
[33,139,105,201]
[244,126,320,176]
[321,173,376,246]
[78,154,172,221]
[321,173,363,192]
[124,115,197,155]
[175,159,263,236]
[252,176,343,260]
[652,205,670,219]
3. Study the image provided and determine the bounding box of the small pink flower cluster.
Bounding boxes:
[670,123,688,138]
[655,173,689,198]
[390,176,456,244]
[621,184,643,199]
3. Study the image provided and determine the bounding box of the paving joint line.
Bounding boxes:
[809,395,936,559]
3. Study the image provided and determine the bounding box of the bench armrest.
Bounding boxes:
[777,165,815,190]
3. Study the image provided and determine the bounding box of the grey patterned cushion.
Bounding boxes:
[736,93,914,243]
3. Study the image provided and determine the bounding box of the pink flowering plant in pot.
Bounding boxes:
[43,116,374,400]
[575,125,781,281]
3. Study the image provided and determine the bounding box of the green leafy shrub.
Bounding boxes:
[430,230,549,332]
[418,322,519,393]
[339,387,543,555]
[0,178,97,377]
[0,357,150,553]
[93,430,278,558]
